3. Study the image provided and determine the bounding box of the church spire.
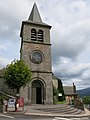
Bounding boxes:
[20,3,51,37]
[28,3,42,23]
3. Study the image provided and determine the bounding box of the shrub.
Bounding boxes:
[82,96,90,105]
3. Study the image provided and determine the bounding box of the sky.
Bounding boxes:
[0,0,90,90]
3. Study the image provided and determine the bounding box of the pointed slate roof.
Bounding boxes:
[25,3,51,27]
[28,3,42,23]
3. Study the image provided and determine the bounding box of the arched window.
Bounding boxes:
[37,30,43,42]
[31,28,37,41]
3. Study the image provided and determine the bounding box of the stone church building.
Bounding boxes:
[0,3,60,105]
[19,3,53,104]
[0,3,77,105]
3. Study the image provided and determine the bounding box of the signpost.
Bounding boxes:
[16,97,24,111]
[7,98,16,111]
[19,97,24,107]
[7,97,24,112]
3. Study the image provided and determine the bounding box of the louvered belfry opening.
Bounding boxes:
[31,28,37,41]
[31,28,43,42]
[38,29,43,42]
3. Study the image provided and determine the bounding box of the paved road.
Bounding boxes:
[0,113,90,120]
[0,114,53,120]
[54,117,90,120]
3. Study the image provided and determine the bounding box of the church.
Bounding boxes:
[0,3,77,105]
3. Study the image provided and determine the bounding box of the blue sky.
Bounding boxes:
[0,0,90,90]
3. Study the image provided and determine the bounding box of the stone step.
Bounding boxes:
[35,105,84,115]
[41,108,78,114]
[58,108,81,114]
[35,104,70,110]
[37,105,71,111]
[40,107,74,112]
[72,109,85,115]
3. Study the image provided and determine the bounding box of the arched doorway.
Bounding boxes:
[31,80,44,104]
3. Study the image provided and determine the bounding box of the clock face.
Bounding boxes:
[31,51,43,64]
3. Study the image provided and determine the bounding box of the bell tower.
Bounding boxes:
[20,3,53,104]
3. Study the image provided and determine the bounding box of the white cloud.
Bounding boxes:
[0,57,11,69]
[70,0,86,13]
[53,57,90,89]
[0,45,6,51]
[0,0,90,89]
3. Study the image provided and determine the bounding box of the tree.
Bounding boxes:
[4,60,32,94]
[82,96,90,104]
[58,79,65,101]
[53,86,58,97]
[53,86,58,104]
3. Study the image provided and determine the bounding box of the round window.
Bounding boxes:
[31,51,43,64]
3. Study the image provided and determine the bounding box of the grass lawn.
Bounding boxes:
[57,100,67,104]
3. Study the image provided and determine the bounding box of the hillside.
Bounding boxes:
[77,87,90,97]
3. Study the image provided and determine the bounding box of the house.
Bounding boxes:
[63,83,78,103]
